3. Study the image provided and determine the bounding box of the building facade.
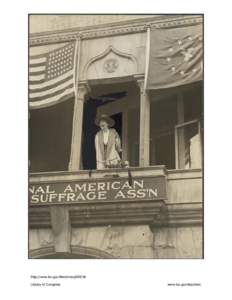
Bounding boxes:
[29,15,203,259]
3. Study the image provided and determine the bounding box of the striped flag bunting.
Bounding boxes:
[29,42,76,109]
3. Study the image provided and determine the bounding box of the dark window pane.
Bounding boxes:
[29,99,74,172]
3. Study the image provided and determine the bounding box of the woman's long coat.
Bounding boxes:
[95,128,121,169]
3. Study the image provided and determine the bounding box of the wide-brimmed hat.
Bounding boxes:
[95,114,115,127]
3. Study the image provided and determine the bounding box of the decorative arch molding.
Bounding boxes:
[71,245,115,258]
[29,245,115,259]
[83,45,138,79]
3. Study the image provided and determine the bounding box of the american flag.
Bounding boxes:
[29,42,76,108]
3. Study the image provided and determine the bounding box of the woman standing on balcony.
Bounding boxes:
[95,114,122,169]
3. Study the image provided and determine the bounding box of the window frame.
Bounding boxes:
[174,118,202,169]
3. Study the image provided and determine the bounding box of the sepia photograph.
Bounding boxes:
[28,14,203,259]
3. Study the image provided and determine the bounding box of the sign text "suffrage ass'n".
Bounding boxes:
[29,177,166,206]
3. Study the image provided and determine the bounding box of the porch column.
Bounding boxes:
[50,206,71,253]
[68,82,89,171]
[176,92,185,169]
[122,109,128,161]
[136,77,150,167]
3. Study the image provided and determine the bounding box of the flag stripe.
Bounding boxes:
[29,74,45,81]
[30,80,74,98]
[29,92,75,109]
[30,53,48,60]
[30,57,47,64]
[29,74,73,93]
[29,62,46,68]
[29,70,45,76]
[29,83,74,102]
[29,71,73,90]
[29,65,46,73]
[29,78,46,85]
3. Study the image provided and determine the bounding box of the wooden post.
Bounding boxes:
[176,92,185,169]
[136,77,150,167]
[122,109,128,161]
[68,82,89,171]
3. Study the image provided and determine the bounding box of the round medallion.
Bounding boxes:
[103,58,118,73]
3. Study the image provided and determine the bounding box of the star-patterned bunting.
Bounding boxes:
[147,23,203,89]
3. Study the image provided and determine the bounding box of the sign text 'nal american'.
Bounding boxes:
[29,177,166,206]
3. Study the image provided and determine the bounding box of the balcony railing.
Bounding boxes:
[29,166,202,228]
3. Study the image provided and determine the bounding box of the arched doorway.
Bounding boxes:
[29,246,115,259]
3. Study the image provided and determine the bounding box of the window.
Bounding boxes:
[175,119,202,169]
[150,94,177,169]
[149,83,203,170]
[29,99,74,172]
[175,84,203,169]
